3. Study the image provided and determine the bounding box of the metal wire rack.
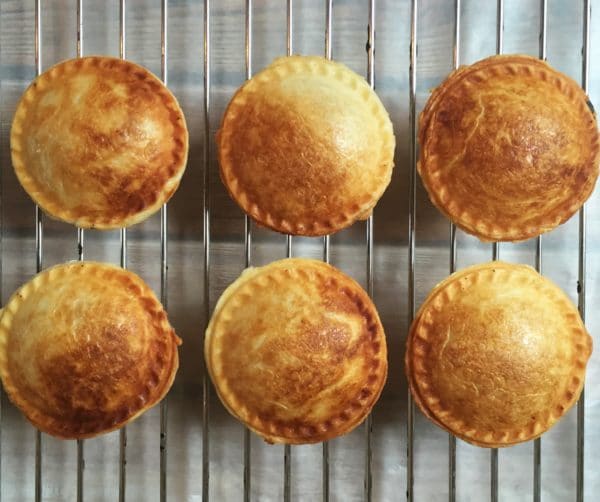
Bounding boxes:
[0,0,598,500]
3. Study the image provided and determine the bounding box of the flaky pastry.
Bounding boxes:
[205,258,387,444]
[217,55,395,236]
[405,261,592,447]
[11,56,188,229]
[0,262,181,439]
[419,54,599,241]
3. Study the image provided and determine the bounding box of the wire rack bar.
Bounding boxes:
[76,0,85,263]
[407,0,418,499]
[75,2,85,501]
[490,2,503,500]
[448,1,460,499]
[76,439,84,501]
[577,2,591,500]
[364,1,375,500]
[243,1,253,500]
[532,3,547,501]
[283,3,294,500]
[202,0,211,500]
[118,1,128,501]
[325,0,332,60]
[322,3,333,500]
[283,2,294,276]
[159,1,169,500]
[33,0,44,498]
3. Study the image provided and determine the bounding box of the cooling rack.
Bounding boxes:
[0,0,598,501]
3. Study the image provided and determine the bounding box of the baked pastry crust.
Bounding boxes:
[11,56,188,229]
[405,261,592,447]
[217,55,395,236]
[419,54,600,242]
[205,258,387,444]
[0,262,181,439]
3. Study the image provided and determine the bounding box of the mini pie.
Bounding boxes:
[0,261,181,439]
[217,55,395,236]
[405,261,592,448]
[11,56,188,229]
[419,54,600,242]
[205,258,387,444]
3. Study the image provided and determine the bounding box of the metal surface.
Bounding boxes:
[159,1,169,500]
[578,2,592,501]
[490,2,503,499]
[34,0,43,500]
[76,2,86,499]
[118,0,128,498]
[407,0,417,499]
[202,1,211,501]
[365,4,376,501]
[283,3,294,502]
[448,2,460,500]
[1,1,600,501]
[322,4,332,502]
[533,3,547,502]
[243,2,252,500]
[119,0,127,502]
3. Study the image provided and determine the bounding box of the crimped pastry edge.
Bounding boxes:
[405,261,592,447]
[205,258,388,444]
[217,55,395,237]
[418,54,600,242]
[10,56,189,230]
[0,261,181,439]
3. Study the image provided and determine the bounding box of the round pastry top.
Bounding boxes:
[205,258,387,444]
[419,54,599,241]
[0,261,181,439]
[11,56,188,229]
[218,55,395,236]
[406,261,591,447]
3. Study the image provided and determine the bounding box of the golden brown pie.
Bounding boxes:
[0,261,181,439]
[419,54,600,242]
[11,56,188,229]
[217,55,395,236]
[405,261,592,447]
[205,258,387,444]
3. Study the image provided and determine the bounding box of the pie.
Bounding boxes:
[405,261,592,447]
[418,54,599,241]
[0,261,181,439]
[11,56,188,229]
[217,55,395,236]
[205,258,387,444]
